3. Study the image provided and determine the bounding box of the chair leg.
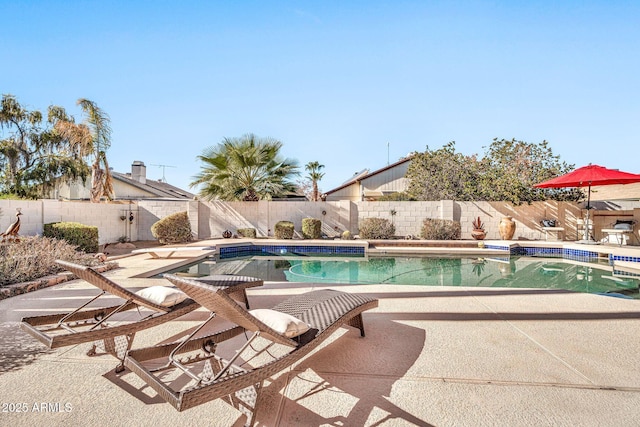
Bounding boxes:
[86,343,98,356]
[234,381,261,427]
[210,356,261,427]
[91,333,135,372]
[347,314,366,337]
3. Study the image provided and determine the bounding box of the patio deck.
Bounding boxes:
[0,240,639,426]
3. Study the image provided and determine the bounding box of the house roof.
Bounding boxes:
[324,155,414,195]
[111,171,194,199]
[341,169,370,185]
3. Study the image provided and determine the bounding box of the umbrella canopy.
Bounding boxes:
[534,164,640,241]
[534,164,640,189]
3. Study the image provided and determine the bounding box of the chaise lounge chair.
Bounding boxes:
[124,274,378,424]
[20,260,263,372]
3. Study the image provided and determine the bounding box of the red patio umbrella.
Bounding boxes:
[534,164,640,240]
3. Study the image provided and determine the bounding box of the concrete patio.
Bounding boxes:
[1,247,639,426]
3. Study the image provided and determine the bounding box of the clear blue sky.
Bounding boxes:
[2,0,639,194]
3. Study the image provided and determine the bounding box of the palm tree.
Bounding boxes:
[54,99,113,202]
[305,161,325,201]
[191,134,299,201]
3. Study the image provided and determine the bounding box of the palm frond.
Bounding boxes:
[191,134,300,200]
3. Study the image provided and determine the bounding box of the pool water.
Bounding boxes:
[166,255,640,299]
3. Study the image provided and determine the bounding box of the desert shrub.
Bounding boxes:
[43,222,99,253]
[301,218,321,239]
[274,221,294,239]
[341,230,353,240]
[237,228,257,238]
[420,218,461,240]
[358,218,395,239]
[0,236,100,286]
[151,211,193,244]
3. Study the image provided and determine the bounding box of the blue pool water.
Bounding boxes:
[165,255,640,299]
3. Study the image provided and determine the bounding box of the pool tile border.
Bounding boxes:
[215,239,640,268]
[220,244,366,258]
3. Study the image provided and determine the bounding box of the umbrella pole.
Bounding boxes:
[584,210,590,240]
[584,184,592,241]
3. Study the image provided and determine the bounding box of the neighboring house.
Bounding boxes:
[51,161,194,200]
[587,182,640,202]
[324,156,414,201]
[323,156,640,204]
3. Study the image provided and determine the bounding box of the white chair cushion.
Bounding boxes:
[135,286,188,307]
[614,223,633,231]
[249,308,310,338]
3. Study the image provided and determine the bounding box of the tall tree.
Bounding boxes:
[477,138,579,204]
[304,161,325,201]
[0,94,42,194]
[54,99,114,202]
[191,134,299,201]
[0,95,89,198]
[405,139,580,204]
[405,142,480,201]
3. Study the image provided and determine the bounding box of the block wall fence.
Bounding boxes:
[2,199,639,245]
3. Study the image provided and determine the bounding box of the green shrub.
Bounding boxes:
[274,221,294,239]
[237,228,257,238]
[43,222,99,253]
[151,211,193,244]
[0,236,100,286]
[341,230,353,240]
[358,218,395,239]
[420,218,461,240]
[377,192,416,201]
[301,218,321,239]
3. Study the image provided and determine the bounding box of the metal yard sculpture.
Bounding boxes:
[1,209,23,242]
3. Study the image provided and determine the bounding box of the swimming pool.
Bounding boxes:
[165,255,640,299]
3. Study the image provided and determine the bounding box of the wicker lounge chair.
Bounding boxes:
[124,274,378,424]
[20,260,263,372]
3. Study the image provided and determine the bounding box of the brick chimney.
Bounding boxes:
[131,161,146,184]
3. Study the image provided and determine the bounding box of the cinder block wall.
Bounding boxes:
[0,200,43,236]
[2,199,639,245]
[137,200,190,241]
[355,201,443,238]
[0,200,131,244]
[199,200,355,238]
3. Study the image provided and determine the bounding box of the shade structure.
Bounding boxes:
[534,164,640,241]
[534,164,640,190]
